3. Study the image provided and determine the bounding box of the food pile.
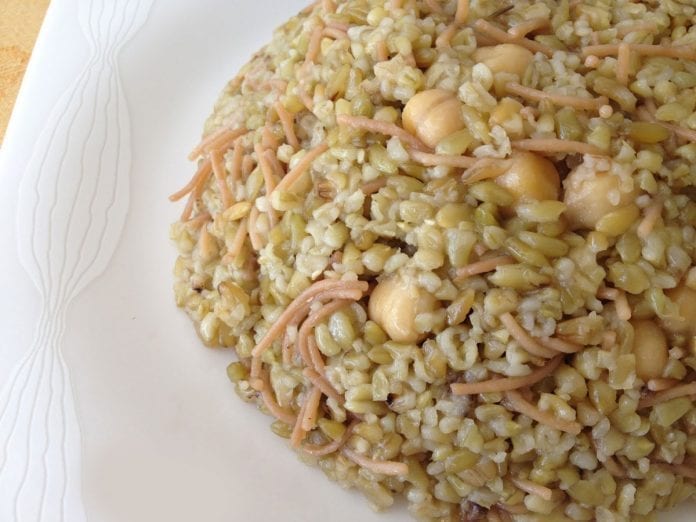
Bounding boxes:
[170,0,696,519]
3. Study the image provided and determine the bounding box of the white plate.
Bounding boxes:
[0,1,692,521]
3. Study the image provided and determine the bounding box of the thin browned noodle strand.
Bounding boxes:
[303,367,344,404]
[538,336,583,354]
[290,392,311,447]
[506,82,608,111]
[409,149,477,168]
[301,385,324,431]
[456,256,515,279]
[259,370,296,425]
[499,312,558,359]
[301,420,358,456]
[638,382,696,409]
[297,299,353,369]
[512,138,605,156]
[342,448,410,476]
[451,355,563,395]
[336,114,430,152]
[250,280,368,359]
[473,18,554,56]
[504,390,582,435]
[169,159,212,202]
[274,143,329,193]
[210,149,233,209]
[582,43,696,60]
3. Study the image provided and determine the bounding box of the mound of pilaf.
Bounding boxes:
[170,0,696,519]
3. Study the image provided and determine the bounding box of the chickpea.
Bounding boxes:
[473,44,534,79]
[489,97,525,139]
[402,89,465,148]
[631,320,668,381]
[368,276,439,343]
[494,152,560,207]
[563,163,639,230]
[661,285,696,336]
